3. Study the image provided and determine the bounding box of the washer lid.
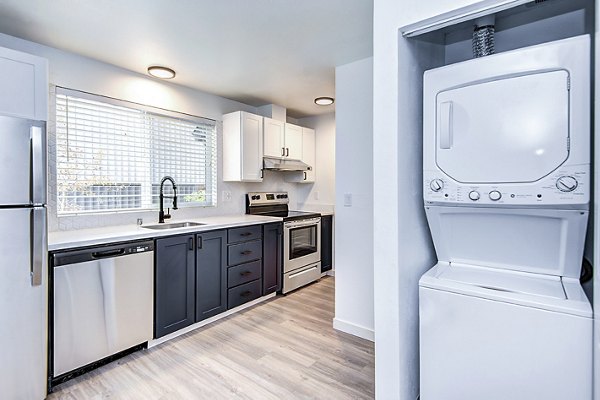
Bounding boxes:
[425,206,588,279]
[435,70,569,184]
[420,262,591,318]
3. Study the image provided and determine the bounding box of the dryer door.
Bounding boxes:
[436,70,569,183]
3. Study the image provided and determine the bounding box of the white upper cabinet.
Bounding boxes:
[284,123,303,160]
[263,117,285,158]
[223,111,263,182]
[265,119,303,160]
[301,127,316,182]
[0,46,48,121]
[285,127,316,183]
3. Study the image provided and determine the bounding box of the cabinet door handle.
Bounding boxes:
[240,271,252,276]
[281,147,285,156]
[286,147,289,157]
[189,237,194,250]
[240,232,252,237]
[303,171,307,181]
[240,290,252,297]
[197,236,203,250]
[241,250,253,255]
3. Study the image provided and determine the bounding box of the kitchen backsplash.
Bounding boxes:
[46,86,300,232]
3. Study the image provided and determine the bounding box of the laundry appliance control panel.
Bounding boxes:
[424,165,588,206]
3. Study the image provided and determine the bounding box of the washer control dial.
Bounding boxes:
[489,190,502,201]
[468,191,480,201]
[430,179,444,192]
[556,176,578,192]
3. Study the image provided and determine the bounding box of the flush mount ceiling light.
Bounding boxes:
[147,66,176,79]
[314,96,334,106]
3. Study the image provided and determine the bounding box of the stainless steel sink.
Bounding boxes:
[142,221,206,230]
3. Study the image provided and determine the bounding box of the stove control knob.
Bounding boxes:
[468,191,480,201]
[283,194,288,198]
[489,190,502,201]
[556,176,578,192]
[430,179,444,192]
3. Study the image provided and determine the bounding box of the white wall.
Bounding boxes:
[297,112,336,209]
[373,0,484,399]
[0,33,302,231]
[333,57,374,341]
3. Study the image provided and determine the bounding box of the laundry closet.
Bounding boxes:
[388,0,598,398]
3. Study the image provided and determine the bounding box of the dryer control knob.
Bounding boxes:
[430,179,444,192]
[489,190,502,201]
[468,191,480,201]
[556,176,578,192]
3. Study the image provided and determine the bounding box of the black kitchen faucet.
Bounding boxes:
[159,176,178,223]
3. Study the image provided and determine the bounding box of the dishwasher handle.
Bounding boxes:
[53,241,155,267]
[92,249,126,259]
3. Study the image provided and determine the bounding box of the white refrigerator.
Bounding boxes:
[0,115,47,399]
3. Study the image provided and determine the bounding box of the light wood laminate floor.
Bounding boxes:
[48,277,375,399]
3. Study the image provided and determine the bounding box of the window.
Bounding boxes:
[55,88,217,215]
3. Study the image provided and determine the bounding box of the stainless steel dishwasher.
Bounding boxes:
[52,241,154,377]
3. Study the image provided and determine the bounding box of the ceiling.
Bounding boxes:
[0,0,373,118]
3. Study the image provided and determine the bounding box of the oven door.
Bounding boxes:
[283,217,321,273]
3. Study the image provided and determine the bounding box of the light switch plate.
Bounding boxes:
[344,193,352,207]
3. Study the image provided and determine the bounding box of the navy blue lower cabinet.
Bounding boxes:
[195,230,228,322]
[262,222,282,295]
[154,234,196,338]
[321,215,333,273]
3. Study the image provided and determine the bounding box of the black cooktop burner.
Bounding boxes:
[249,209,320,222]
[282,210,321,222]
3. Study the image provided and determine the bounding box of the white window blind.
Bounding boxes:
[55,88,217,215]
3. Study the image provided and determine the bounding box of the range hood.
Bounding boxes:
[263,156,311,171]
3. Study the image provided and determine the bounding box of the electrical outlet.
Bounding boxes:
[344,193,352,207]
[222,191,232,202]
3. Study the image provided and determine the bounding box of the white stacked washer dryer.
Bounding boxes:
[419,35,592,400]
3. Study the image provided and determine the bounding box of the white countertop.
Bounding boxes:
[48,214,283,251]
[299,204,335,216]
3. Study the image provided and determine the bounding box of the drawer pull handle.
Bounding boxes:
[240,232,253,237]
[241,290,252,297]
[241,250,253,255]
[240,271,252,276]
[289,266,318,279]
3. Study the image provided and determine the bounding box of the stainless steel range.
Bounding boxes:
[246,192,321,293]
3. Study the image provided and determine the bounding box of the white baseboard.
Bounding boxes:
[148,292,277,348]
[333,317,374,342]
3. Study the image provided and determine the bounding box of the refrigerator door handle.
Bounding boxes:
[31,123,46,205]
[31,208,47,287]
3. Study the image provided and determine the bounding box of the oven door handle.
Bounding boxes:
[284,218,321,229]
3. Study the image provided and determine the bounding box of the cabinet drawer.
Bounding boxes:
[228,239,262,266]
[228,279,262,309]
[228,260,262,288]
[228,225,262,244]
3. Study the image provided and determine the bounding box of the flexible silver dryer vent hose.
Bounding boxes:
[472,15,496,58]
